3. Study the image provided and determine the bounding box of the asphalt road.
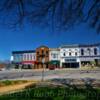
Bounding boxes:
[0,69,100,80]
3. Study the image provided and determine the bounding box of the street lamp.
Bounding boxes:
[41,57,45,82]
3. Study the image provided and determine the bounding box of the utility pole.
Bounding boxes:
[41,57,45,82]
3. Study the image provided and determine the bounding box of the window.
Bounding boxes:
[27,54,29,61]
[52,54,56,58]
[24,55,26,61]
[94,48,97,55]
[46,51,48,55]
[17,54,20,61]
[14,54,17,61]
[75,52,77,56]
[63,52,66,56]
[69,49,71,51]
[20,54,23,61]
[30,54,32,60]
[37,51,39,55]
[34,56,36,60]
[42,50,44,54]
[87,48,91,55]
[69,52,71,56]
[81,49,84,56]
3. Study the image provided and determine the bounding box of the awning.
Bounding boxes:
[49,60,60,65]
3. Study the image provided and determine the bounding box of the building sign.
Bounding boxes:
[65,59,77,62]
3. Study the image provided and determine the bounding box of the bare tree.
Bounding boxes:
[0,0,100,33]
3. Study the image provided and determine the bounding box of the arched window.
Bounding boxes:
[94,48,97,55]
[81,49,84,56]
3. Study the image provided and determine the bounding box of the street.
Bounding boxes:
[0,69,100,81]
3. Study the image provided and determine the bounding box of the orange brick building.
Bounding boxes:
[35,46,49,69]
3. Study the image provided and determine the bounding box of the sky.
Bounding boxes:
[0,23,100,61]
[0,0,99,61]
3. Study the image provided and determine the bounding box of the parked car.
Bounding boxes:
[49,65,55,70]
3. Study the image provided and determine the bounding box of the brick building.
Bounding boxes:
[35,46,49,69]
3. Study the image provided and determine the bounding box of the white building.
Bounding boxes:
[49,48,60,61]
[49,48,60,68]
[60,44,100,68]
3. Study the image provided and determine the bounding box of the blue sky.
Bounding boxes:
[0,23,100,60]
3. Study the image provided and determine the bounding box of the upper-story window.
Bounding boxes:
[52,54,56,58]
[63,49,66,51]
[81,49,84,56]
[69,49,71,51]
[23,55,25,61]
[16,54,22,62]
[87,48,91,55]
[14,54,17,61]
[69,52,71,56]
[20,54,23,61]
[63,52,66,56]
[30,54,32,60]
[42,50,44,54]
[27,54,29,61]
[46,51,48,55]
[37,51,39,55]
[94,48,97,55]
[75,52,77,56]
[34,55,36,60]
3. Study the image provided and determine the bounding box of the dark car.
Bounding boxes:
[49,65,55,70]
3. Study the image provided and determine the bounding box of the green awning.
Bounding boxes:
[49,60,60,65]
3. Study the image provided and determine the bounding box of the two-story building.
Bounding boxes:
[79,44,100,67]
[60,43,100,68]
[11,50,36,69]
[49,48,60,68]
[36,46,49,69]
[11,43,100,69]
[60,44,80,68]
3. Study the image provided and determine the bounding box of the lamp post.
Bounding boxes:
[41,57,45,82]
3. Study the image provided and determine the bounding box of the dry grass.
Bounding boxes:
[0,80,39,94]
